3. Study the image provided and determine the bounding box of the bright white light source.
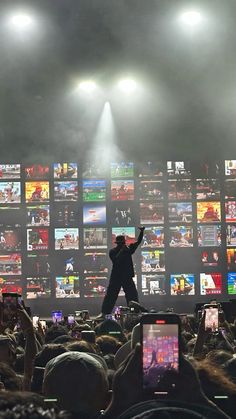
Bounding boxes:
[79,81,97,93]
[104,101,110,110]
[178,10,203,26]
[8,12,34,30]
[118,79,137,93]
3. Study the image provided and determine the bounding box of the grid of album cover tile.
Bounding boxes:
[0,160,235,300]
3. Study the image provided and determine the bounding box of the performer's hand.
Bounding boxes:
[138,226,145,231]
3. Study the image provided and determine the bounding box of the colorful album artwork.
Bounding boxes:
[226,224,236,246]
[83,275,108,298]
[0,277,22,295]
[139,180,164,201]
[83,180,106,202]
[227,248,236,270]
[142,274,166,295]
[196,179,220,200]
[111,180,134,201]
[54,228,79,250]
[0,254,22,276]
[25,182,49,203]
[83,252,108,274]
[112,227,135,246]
[167,161,191,177]
[197,202,221,223]
[111,162,134,178]
[201,249,220,267]
[26,205,50,226]
[54,181,78,201]
[25,165,49,179]
[141,226,164,248]
[170,274,195,295]
[227,273,236,295]
[53,163,78,179]
[140,202,164,224]
[225,160,236,176]
[138,161,164,177]
[0,182,21,204]
[83,228,107,249]
[168,202,192,223]
[111,203,136,226]
[200,273,222,295]
[26,278,51,299]
[0,225,21,252]
[55,276,80,298]
[198,225,221,247]
[55,255,79,275]
[225,201,236,222]
[225,179,236,199]
[0,164,21,179]
[169,226,193,247]
[141,250,165,272]
[168,179,192,200]
[27,228,49,251]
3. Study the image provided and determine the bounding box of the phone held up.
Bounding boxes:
[51,310,63,324]
[140,313,181,397]
[2,292,22,324]
[204,304,219,333]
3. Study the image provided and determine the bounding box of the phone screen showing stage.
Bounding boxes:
[142,323,179,394]
[205,307,218,332]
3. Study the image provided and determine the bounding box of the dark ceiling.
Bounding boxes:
[0,0,235,162]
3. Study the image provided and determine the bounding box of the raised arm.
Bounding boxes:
[136,227,145,245]
[129,227,145,254]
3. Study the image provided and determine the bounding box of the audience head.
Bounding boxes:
[96,335,122,355]
[44,326,68,344]
[66,340,97,354]
[34,344,68,368]
[43,351,109,417]
[0,363,22,391]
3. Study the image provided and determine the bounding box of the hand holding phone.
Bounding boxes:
[204,304,219,332]
[51,311,63,323]
[141,313,181,396]
[2,293,20,326]
[68,315,75,325]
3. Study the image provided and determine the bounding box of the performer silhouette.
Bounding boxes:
[98,227,145,316]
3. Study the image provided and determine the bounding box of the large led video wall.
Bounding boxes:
[0,160,236,304]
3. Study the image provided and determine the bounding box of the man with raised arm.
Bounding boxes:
[97,227,145,318]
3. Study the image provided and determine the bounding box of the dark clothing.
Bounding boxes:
[101,230,144,314]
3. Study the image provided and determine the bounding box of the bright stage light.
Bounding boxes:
[8,12,35,30]
[178,10,203,26]
[118,78,137,93]
[79,81,97,93]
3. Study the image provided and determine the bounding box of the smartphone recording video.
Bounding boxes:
[68,314,75,325]
[204,305,218,332]
[2,293,19,324]
[32,316,39,328]
[51,310,62,323]
[141,314,180,396]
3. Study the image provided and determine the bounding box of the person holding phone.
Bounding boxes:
[97,227,145,318]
